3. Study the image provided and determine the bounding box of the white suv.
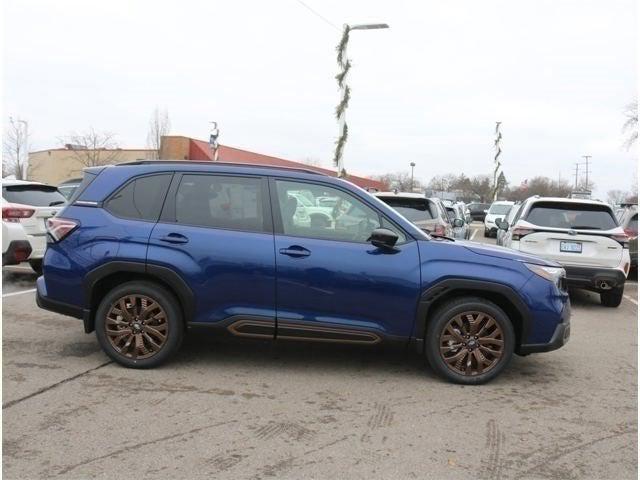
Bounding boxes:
[2,180,66,274]
[500,196,630,307]
[484,201,515,237]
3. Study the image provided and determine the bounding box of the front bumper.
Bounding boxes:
[518,299,571,355]
[563,265,626,290]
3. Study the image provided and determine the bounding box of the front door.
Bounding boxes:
[271,178,421,344]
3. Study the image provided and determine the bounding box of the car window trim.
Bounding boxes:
[268,177,411,245]
[159,172,273,234]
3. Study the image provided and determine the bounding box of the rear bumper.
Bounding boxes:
[25,234,46,259]
[518,300,571,355]
[36,277,92,332]
[2,240,32,266]
[563,265,626,290]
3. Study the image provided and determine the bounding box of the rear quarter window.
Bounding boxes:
[105,174,172,221]
[377,197,435,223]
[525,202,617,230]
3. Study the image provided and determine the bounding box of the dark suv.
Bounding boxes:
[37,161,570,384]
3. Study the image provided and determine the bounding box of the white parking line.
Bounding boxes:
[469,228,477,240]
[2,288,36,298]
[623,295,638,305]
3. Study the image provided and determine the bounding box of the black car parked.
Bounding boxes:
[467,202,490,221]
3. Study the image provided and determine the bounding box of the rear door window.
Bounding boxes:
[3,184,67,206]
[525,202,617,230]
[174,174,266,232]
[105,174,172,221]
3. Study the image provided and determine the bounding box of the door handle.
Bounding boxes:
[279,246,311,258]
[159,233,189,244]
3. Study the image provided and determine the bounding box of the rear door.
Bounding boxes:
[518,201,623,268]
[147,173,276,330]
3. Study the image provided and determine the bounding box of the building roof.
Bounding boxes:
[184,137,385,191]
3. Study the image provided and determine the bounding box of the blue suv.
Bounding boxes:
[36,161,570,384]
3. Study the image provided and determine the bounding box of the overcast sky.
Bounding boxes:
[4,0,638,197]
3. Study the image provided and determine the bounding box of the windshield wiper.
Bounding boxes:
[429,233,456,241]
[49,201,66,206]
[569,225,600,230]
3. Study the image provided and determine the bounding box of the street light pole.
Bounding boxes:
[410,162,416,190]
[333,23,389,177]
[17,119,28,179]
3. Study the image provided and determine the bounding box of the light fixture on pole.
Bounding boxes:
[333,22,389,178]
[410,162,416,190]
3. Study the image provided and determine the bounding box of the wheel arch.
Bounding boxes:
[413,278,532,354]
[83,261,195,333]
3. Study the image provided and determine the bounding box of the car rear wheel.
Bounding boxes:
[425,297,515,385]
[600,287,624,308]
[95,281,183,368]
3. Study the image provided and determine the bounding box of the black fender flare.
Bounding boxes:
[412,278,532,352]
[83,261,195,331]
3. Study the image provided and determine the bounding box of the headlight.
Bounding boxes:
[525,263,566,284]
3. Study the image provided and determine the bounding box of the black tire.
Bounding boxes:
[95,281,184,368]
[29,259,43,276]
[483,229,489,237]
[600,286,624,308]
[425,297,515,385]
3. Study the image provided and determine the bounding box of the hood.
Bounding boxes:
[459,241,560,267]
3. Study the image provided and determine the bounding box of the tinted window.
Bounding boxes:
[3,184,66,206]
[276,180,404,243]
[106,174,171,221]
[525,202,617,230]
[377,197,434,222]
[175,175,264,232]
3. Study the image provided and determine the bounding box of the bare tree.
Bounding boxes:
[147,107,170,159]
[372,172,423,191]
[60,128,121,167]
[3,117,29,179]
[301,156,322,167]
[606,189,629,206]
[623,99,638,150]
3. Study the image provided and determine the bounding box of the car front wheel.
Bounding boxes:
[95,281,184,368]
[425,297,515,385]
[600,286,624,308]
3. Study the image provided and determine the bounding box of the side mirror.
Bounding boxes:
[453,218,464,228]
[369,228,399,250]
[498,220,509,231]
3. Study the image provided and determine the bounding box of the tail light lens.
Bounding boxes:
[611,233,629,248]
[624,228,637,239]
[2,203,35,222]
[512,227,534,241]
[46,217,79,242]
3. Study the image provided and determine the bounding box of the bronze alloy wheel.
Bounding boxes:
[105,295,169,360]
[439,310,504,376]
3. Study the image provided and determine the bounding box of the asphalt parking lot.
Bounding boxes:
[2,224,637,480]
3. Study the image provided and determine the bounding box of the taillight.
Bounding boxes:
[611,233,629,248]
[434,224,445,235]
[46,217,79,242]
[2,203,35,222]
[624,228,637,239]
[512,227,534,241]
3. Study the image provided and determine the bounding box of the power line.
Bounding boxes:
[295,0,340,31]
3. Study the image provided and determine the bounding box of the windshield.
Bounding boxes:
[3,184,67,206]
[489,204,513,215]
[525,202,617,230]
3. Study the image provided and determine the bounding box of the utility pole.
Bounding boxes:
[333,23,389,177]
[574,163,580,189]
[17,119,28,179]
[209,122,219,161]
[410,162,416,191]
[581,155,591,190]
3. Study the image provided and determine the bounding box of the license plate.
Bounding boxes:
[560,241,582,253]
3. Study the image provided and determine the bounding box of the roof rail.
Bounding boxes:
[115,160,325,176]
